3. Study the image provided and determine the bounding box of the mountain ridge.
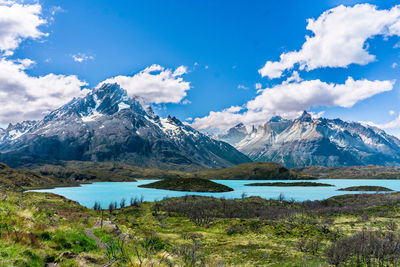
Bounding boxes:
[0,83,250,170]
[220,111,400,168]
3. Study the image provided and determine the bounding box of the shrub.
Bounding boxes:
[120,198,126,209]
[325,229,400,266]
[93,201,101,211]
[226,224,245,235]
[53,230,97,253]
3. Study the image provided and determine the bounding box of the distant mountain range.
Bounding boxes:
[0,83,250,170]
[2,84,400,170]
[220,111,400,168]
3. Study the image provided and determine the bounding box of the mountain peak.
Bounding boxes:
[167,115,183,126]
[269,116,283,122]
[0,82,251,169]
[226,112,400,168]
[233,122,245,128]
[93,83,123,95]
[298,111,312,122]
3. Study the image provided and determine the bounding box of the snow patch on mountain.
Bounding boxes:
[0,83,250,169]
[220,111,400,167]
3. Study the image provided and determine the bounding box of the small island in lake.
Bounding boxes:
[138,178,233,192]
[245,181,334,187]
[337,186,393,192]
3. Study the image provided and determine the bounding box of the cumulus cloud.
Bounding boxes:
[98,64,191,104]
[247,77,394,113]
[0,58,88,123]
[192,4,400,133]
[0,1,88,124]
[284,71,302,84]
[191,77,394,131]
[192,106,250,131]
[259,4,400,79]
[72,53,94,62]
[0,1,47,55]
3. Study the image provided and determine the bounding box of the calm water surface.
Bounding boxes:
[31,179,400,209]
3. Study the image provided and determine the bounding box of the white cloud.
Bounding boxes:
[237,84,248,90]
[368,114,400,130]
[98,64,191,104]
[72,53,94,62]
[191,77,394,131]
[309,111,325,118]
[0,1,88,124]
[389,110,396,116]
[181,99,191,105]
[192,106,250,131]
[259,4,400,79]
[0,1,47,55]
[192,4,400,133]
[49,5,63,16]
[392,62,398,68]
[247,77,394,113]
[283,71,302,84]
[0,58,88,123]
[255,83,262,90]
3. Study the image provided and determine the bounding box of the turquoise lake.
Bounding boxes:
[31,179,400,209]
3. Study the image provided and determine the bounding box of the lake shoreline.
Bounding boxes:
[28,179,399,208]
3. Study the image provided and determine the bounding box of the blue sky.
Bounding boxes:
[2,0,400,136]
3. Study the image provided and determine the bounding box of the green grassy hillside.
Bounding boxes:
[32,161,187,182]
[2,188,400,266]
[294,165,400,179]
[0,163,65,191]
[194,162,315,180]
[21,161,314,189]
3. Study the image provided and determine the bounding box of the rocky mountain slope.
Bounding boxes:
[220,111,400,168]
[0,83,250,170]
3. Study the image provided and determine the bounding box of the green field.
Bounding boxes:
[2,162,400,266]
[2,188,400,266]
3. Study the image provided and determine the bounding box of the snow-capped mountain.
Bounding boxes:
[218,123,248,145]
[0,121,36,143]
[0,83,250,170]
[220,111,400,168]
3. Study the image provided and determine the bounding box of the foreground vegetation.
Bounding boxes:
[138,178,233,192]
[245,181,333,187]
[3,185,400,266]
